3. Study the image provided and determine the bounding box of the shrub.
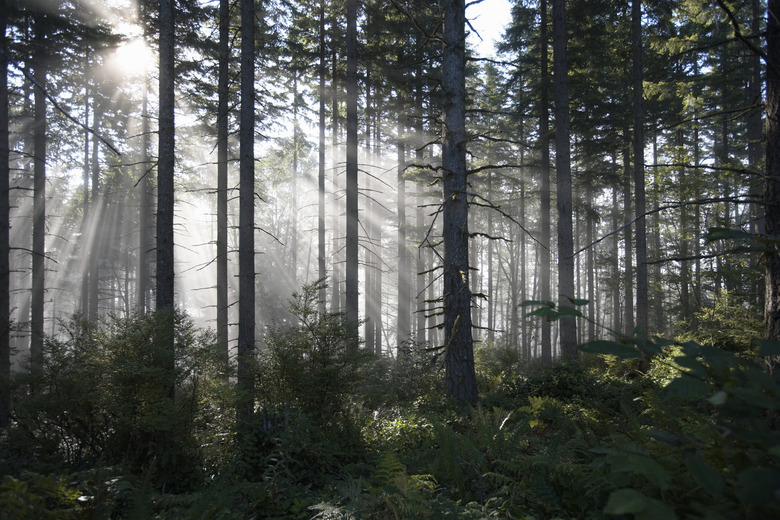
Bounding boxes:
[6,310,225,490]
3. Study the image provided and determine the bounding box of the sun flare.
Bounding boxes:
[108,36,155,78]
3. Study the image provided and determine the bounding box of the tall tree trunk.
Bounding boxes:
[81,72,90,317]
[0,0,10,428]
[330,48,341,313]
[632,0,647,337]
[652,132,664,333]
[157,0,175,313]
[31,13,47,373]
[765,0,780,344]
[373,124,383,355]
[137,70,151,313]
[364,76,374,354]
[157,0,176,400]
[539,0,552,367]
[415,75,427,344]
[88,98,100,321]
[442,0,477,402]
[291,74,299,287]
[623,144,634,335]
[318,0,327,314]
[487,171,495,346]
[750,0,765,311]
[679,130,691,319]
[397,111,409,349]
[345,0,359,340]
[586,186,595,342]
[237,0,256,424]
[216,0,229,369]
[612,184,621,333]
[552,0,577,358]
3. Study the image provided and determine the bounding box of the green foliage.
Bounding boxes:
[5,310,228,490]
[0,473,81,519]
[581,333,780,519]
[677,290,763,353]
[258,280,372,437]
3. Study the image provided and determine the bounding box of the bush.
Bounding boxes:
[6,310,226,490]
[257,281,372,437]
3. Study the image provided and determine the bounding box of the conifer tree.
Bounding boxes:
[441,0,477,402]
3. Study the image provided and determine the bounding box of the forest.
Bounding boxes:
[0,0,779,518]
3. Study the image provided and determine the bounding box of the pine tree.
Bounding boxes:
[441,0,477,402]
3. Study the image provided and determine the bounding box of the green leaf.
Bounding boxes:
[604,488,649,515]
[664,377,712,399]
[626,454,672,490]
[527,308,560,319]
[645,429,679,446]
[708,391,727,406]
[556,305,583,318]
[604,489,677,519]
[705,227,755,243]
[758,339,780,357]
[579,340,640,359]
[684,453,724,496]
[737,468,780,505]
[653,336,677,349]
[566,296,589,306]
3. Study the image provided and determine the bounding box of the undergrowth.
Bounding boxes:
[1,286,778,518]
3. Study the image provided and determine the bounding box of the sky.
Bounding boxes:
[466,0,513,58]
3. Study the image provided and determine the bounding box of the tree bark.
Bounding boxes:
[397,110,410,350]
[632,0,647,337]
[539,0,552,367]
[345,0,359,340]
[216,0,229,369]
[137,69,151,313]
[157,0,175,313]
[318,0,327,315]
[31,13,47,372]
[623,144,634,335]
[552,0,577,358]
[765,0,780,343]
[0,0,10,428]
[442,0,477,402]
[237,0,256,424]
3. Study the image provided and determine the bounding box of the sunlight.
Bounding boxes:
[106,35,154,78]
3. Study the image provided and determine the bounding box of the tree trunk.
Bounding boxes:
[623,144,634,335]
[539,0,552,367]
[237,0,256,425]
[586,185,595,342]
[157,0,175,313]
[291,74,299,287]
[216,0,229,369]
[0,0,10,428]
[765,0,780,344]
[397,111,409,350]
[415,75,427,344]
[31,13,47,372]
[552,0,577,358]
[612,184,621,333]
[88,97,100,321]
[330,48,341,313]
[632,0,647,337]
[81,79,90,317]
[442,0,477,402]
[345,0,359,341]
[318,0,327,314]
[137,70,151,313]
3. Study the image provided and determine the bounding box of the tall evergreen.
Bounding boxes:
[552,0,577,358]
[441,0,477,402]
[237,0,256,425]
